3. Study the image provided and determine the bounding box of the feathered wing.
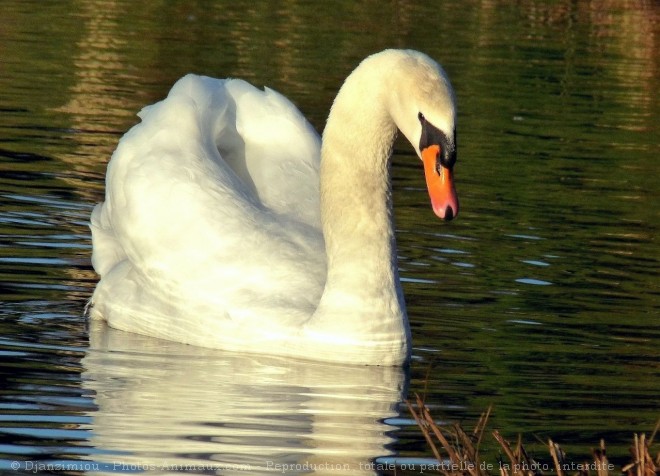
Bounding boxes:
[222,80,322,228]
[90,75,326,337]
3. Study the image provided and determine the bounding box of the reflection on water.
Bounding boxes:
[82,322,404,475]
[0,0,658,473]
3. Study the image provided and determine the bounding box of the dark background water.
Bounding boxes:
[1,1,658,474]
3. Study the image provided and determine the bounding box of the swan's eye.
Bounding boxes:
[435,147,443,175]
[418,112,425,123]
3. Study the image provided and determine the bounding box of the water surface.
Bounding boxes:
[1,1,658,474]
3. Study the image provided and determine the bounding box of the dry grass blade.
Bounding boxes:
[592,439,609,476]
[405,396,444,466]
[424,408,462,465]
[515,439,540,476]
[491,431,543,476]
[492,430,518,469]
[472,406,493,455]
[454,423,479,470]
[406,393,491,476]
[649,418,660,446]
[548,439,565,476]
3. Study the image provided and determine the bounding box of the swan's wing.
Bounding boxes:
[135,75,322,225]
[223,79,322,228]
[90,75,326,332]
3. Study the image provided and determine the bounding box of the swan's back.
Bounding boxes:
[90,75,326,341]
[141,75,322,225]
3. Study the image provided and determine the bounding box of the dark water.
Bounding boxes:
[1,1,658,474]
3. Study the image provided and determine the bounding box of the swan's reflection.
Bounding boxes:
[83,321,406,475]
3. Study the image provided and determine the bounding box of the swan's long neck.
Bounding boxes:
[309,61,409,352]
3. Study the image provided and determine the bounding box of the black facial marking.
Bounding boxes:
[418,113,456,170]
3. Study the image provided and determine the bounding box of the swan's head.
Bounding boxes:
[417,110,458,221]
[383,50,459,221]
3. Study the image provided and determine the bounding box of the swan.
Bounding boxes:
[89,49,458,366]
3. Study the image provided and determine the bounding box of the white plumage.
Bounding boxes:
[90,49,457,365]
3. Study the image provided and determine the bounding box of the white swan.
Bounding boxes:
[89,49,458,366]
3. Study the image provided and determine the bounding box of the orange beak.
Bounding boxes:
[422,145,459,220]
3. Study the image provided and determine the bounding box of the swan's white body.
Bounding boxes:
[90,49,457,365]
